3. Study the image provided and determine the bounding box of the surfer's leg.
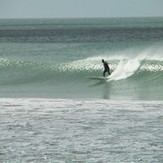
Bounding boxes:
[107,69,111,75]
[103,70,107,77]
[108,71,111,75]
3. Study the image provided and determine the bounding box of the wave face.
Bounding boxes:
[0,54,162,84]
[0,56,162,100]
[0,17,163,100]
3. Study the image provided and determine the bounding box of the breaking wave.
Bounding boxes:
[0,56,162,85]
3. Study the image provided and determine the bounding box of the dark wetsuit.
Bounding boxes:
[103,61,111,77]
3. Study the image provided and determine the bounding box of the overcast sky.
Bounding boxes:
[0,0,163,18]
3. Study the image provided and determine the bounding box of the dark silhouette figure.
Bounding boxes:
[102,59,111,77]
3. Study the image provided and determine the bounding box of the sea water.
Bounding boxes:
[0,17,163,162]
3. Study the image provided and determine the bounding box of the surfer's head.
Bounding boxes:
[102,59,104,63]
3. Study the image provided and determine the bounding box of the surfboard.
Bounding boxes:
[87,76,108,81]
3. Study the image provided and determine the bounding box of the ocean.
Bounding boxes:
[0,17,163,162]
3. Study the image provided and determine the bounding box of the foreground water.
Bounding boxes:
[0,98,162,162]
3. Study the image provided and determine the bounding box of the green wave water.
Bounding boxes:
[0,17,163,99]
[0,56,162,100]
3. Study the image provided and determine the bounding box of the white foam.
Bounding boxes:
[108,59,141,81]
[0,98,162,162]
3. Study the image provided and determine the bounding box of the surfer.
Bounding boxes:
[102,59,111,77]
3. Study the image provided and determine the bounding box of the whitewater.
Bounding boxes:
[0,17,163,162]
